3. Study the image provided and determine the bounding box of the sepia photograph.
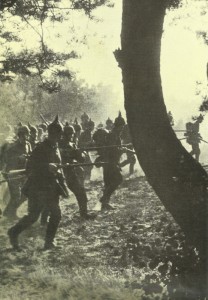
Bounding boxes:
[0,0,208,299]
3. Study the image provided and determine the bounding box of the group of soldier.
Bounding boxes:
[0,110,206,251]
[0,112,136,251]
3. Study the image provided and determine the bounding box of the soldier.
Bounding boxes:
[185,114,203,162]
[0,124,15,215]
[73,118,82,145]
[59,124,95,219]
[78,119,95,182]
[120,124,136,176]
[100,112,125,210]
[8,116,68,250]
[2,125,31,218]
[81,112,90,131]
[105,118,114,132]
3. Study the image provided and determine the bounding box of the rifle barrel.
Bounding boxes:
[174,130,186,132]
[200,138,208,144]
[59,162,109,168]
[78,143,132,152]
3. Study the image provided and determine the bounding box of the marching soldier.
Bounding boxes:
[105,117,114,132]
[78,119,95,182]
[100,112,125,210]
[8,116,68,250]
[59,124,95,219]
[120,124,136,176]
[80,112,90,131]
[73,118,82,145]
[185,114,203,162]
[2,125,31,218]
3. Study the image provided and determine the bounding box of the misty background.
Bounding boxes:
[0,1,208,163]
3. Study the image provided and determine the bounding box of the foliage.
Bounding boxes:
[199,96,208,113]
[0,0,114,91]
[166,0,182,9]
[0,75,117,130]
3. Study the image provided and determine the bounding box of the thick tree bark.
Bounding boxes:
[116,0,208,255]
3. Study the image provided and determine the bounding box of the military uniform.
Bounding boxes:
[99,112,125,209]
[2,139,31,218]
[100,130,123,206]
[8,117,67,250]
[78,127,94,182]
[185,116,203,162]
[59,138,89,217]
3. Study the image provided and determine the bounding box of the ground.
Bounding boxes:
[0,168,205,300]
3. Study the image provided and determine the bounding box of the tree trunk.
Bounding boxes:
[116,0,208,255]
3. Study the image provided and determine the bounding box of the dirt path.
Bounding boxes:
[0,176,202,299]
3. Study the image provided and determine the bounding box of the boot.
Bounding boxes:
[101,203,115,211]
[8,228,21,251]
[80,212,97,220]
[43,241,56,250]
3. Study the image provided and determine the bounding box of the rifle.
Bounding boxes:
[199,138,208,144]
[0,175,26,185]
[2,161,109,177]
[58,162,109,168]
[174,130,186,132]
[77,143,133,152]
[120,147,136,155]
[39,114,49,126]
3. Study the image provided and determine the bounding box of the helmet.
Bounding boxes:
[48,115,63,135]
[63,125,75,136]
[114,111,125,127]
[97,123,104,128]
[17,125,30,136]
[106,117,113,125]
[81,112,89,122]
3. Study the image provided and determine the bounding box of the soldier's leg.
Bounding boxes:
[84,154,93,181]
[128,153,136,175]
[3,181,20,218]
[67,175,88,217]
[40,208,50,226]
[100,166,122,206]
[8,194,43,249]
[75,166,85,187]
[194,144,200,162]
[190,144,200,161]
[44,194,61,249]
[120,158,129,169]
[189,145,195,157]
